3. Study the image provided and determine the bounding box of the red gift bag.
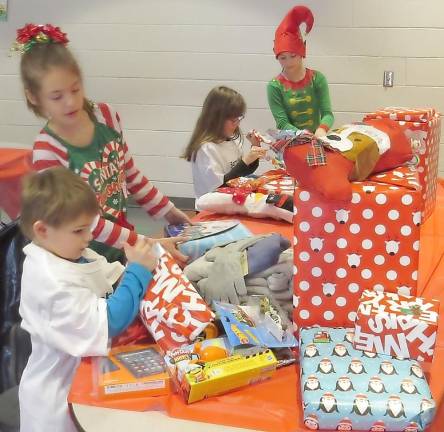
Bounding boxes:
[139,244,214,352]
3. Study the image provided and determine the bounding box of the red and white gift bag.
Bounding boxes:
[354,289,440,362]
[139,244,214,352]
[293,166,421,330]
[364,107,441,221]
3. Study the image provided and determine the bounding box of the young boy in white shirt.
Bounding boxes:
[18,167,158,432]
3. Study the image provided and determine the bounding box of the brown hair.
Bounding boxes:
[20,42,95,119]
[182,86,246,162]
[20,167,100,239]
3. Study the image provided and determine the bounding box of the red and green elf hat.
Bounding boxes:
[273,5,314,58]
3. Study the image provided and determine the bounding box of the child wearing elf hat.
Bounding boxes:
[267,5,334,138]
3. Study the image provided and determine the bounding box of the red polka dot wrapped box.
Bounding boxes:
[364,107,441,221]
[354,289,440,363]
[293,166,421,330]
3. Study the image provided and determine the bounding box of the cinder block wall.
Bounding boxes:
[1,0,443,198]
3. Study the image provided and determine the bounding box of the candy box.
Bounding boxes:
[354,290,440,362]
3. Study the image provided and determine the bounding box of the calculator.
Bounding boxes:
[114,347,166,378]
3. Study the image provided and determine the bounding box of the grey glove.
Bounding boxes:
[198,250,247,305]
[205,235,269,262]
[191,235,272,305]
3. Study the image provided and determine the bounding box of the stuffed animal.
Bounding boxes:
[282,118,413,201]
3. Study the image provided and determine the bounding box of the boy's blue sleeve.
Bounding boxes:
[106,262,153,337]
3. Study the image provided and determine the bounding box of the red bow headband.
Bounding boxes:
[12,23,68,54]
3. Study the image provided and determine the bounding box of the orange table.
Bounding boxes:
[69,185,444,431]
[0,148,32,220]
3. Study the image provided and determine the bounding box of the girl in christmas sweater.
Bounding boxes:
[183,86,266,199]
[15,23,190,263]
[267,5,334,138]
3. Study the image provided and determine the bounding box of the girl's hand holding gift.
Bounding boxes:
[243,146,267,165]
[246,129,271,146]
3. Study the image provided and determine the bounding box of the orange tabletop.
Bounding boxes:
[69,183,444,431]
[0,148,32,219]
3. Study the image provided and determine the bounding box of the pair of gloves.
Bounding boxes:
[184,234,290,305]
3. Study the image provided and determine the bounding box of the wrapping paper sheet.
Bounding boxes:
[300,327,435,431]
[354,290,440,362]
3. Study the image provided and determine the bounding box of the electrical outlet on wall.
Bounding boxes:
[383,71,394,87]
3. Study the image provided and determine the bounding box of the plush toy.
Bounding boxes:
[282,118,413,201]
[196,170,294,223]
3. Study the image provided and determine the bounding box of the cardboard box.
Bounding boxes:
[293,166,421,329]
[96,344,171,399]
[165,343,277,404]
[364,107,441,221]
[354,290,440,362]
[182,350,277,404]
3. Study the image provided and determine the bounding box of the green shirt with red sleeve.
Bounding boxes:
[267,69,334,133]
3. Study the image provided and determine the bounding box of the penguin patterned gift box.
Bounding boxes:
[300,327,435,431]
[293,166,421,330]
[353,290,440,362]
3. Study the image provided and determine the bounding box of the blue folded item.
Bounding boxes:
[165,220,252,262]
[300,327,435,432]
[214,301,297,349]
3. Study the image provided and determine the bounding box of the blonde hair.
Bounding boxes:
[183,86,246,162]
[20,42,95,119]
[20,167,99,239]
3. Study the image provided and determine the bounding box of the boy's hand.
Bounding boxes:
[165,207,193,225]
[157,236,189,265]
[123,238,158,272]
[242,146,267,165]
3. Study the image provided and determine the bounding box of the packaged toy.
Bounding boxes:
[94,344,171,400]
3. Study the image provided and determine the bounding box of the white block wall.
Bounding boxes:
[1,0,443,198]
